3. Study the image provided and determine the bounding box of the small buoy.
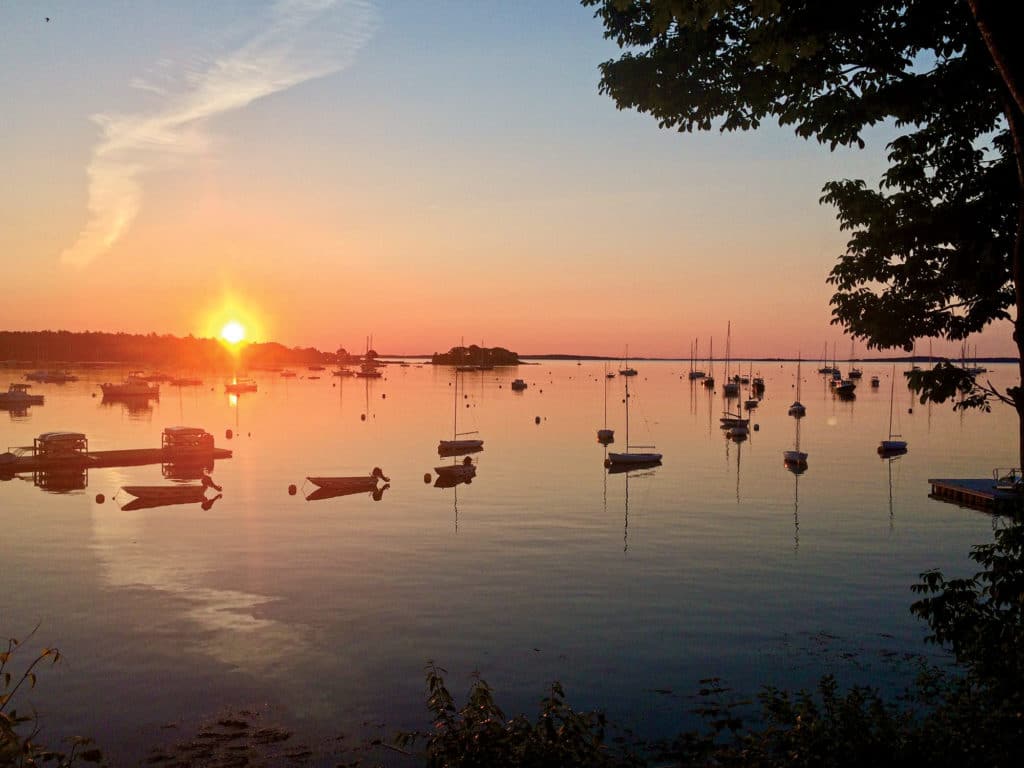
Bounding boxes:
[382,393,386,399]
[95,493,105,504]
[225,428,233,440]
[535,416,541,424]
[288,484,297,496]
[91,392,96,398]
[361,413,366,421]
[423,473,431,484]
[247,432,251,437]
[539,389,543,393]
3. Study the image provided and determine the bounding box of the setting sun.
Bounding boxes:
[221,321,246,344]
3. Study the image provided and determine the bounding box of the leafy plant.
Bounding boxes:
[392,662,640,767]
[1,630,102,767]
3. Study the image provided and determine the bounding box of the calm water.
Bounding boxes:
[0,361,1015,762]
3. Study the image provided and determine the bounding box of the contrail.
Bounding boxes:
[61,0,376,267]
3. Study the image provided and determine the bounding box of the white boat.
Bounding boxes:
[878,365,908,455]
[438,369,483,455]
[511,378,527,391]
[606,370,662,467]
[100,371,159,398]
[789,355,806,417]
[0,383,44,406]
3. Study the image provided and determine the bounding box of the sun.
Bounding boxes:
[221,321,246,345]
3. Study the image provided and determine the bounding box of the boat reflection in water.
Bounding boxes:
[34,467,89,493]
[100,394,157,419]
[606,458,661,552]
[306,484,389,502]
[162,457,215,481]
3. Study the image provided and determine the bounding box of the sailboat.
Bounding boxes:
[723,322,739,397]
[688,338,705,380]
[788,355,806,417]
[437,370,484,456]
[878,365,908,455]
[618,346,637,376]
[783,404,808,467]
[703,338,715,388]
[606,373,662,467]
[597,363,615,444]
[817,342,833,374]
[743,361,759,409]
[848,339,863,379]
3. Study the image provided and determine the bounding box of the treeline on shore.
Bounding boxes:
[0,331,330,370]
[431,344,522,366]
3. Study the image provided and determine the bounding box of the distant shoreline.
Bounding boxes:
[0,331,1016,366]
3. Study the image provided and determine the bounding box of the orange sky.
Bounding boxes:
[1,2,1016,359]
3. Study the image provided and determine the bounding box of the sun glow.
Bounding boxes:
[221,321,246,344]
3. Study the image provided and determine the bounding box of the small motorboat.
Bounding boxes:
[435,457,476,483]
[0,383,45,407]
[510,378,527,391]
[121,484,206,502]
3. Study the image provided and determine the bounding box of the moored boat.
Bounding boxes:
[0,383,44,406]
[225,377,258,393]
[307,467,389,492]
[100,372,159,398]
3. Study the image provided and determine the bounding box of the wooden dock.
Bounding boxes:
[929,477,1024,514]
[0,446,232,475]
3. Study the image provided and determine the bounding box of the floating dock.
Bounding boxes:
[0,446,232,475]
[928,477,1024,514]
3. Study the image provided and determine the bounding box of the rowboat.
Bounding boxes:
[121,484,207,502]
[306,467,389,492]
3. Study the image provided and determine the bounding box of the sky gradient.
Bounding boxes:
[2,0,1015,358]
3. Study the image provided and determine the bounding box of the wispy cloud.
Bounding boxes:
[61,0,376,267]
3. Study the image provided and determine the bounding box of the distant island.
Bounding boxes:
[431,345,522,366]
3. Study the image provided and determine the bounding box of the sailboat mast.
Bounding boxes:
[603,363,608,427]
[453,372,458,440]
[888,365,896,438]
[624,376,630,448]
